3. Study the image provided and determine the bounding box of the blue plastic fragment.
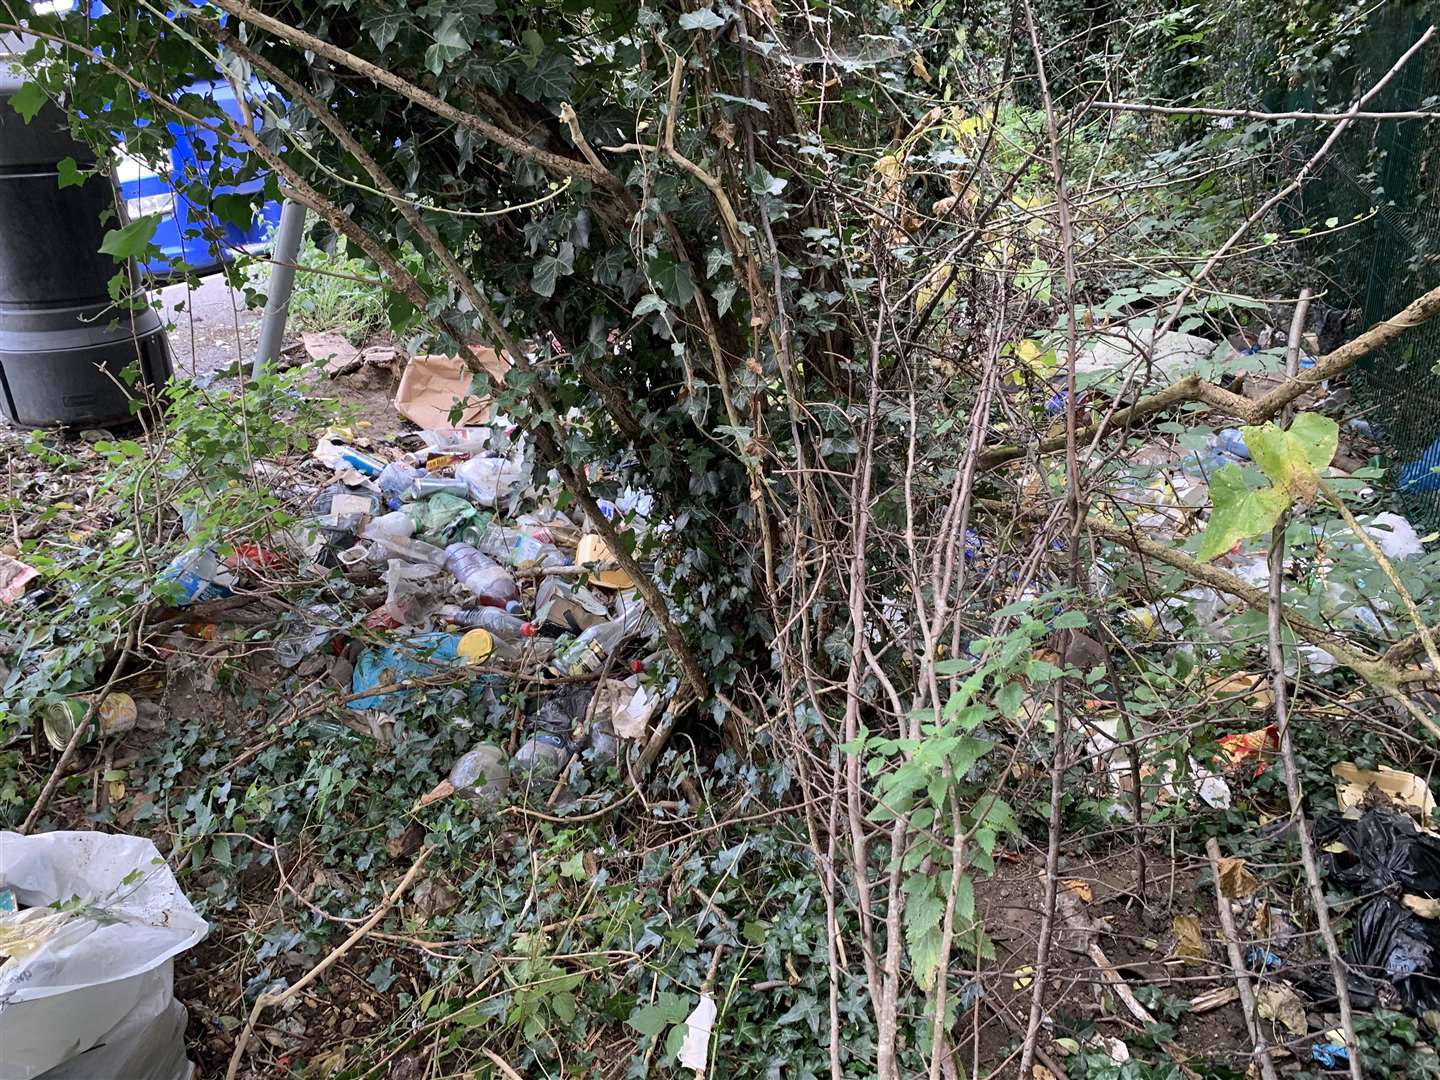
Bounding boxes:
[1310,1041,1349,1067]
[1245,946,1283,971]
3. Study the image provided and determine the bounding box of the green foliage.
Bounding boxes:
[0,368,332,773]
[1196,413,1339,560]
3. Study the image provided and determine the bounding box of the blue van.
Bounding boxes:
[114,78,282,277]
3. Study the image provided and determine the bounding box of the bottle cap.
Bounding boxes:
[520,622,537,637]
[457,629,495,663]
[505,600,523,614]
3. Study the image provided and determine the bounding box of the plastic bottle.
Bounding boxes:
[366,510,416,543]
[474,524,569,569]
[438,603,532,639]
[549,597,651,677]
[511,732,568,782]
[376,461,423,508]
[443,543,522,611]
[449,744,510,805]
[364,527,449,568]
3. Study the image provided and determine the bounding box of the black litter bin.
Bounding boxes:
[0,56,172,429]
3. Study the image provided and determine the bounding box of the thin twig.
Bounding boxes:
[1205,837,1279,1080]
[224,847,431,1080]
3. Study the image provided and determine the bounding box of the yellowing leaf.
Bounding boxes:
[1256,984,1308,1035]
[1173,914,1206,961]
[1218,857,1258,899]
[1243,412,1338,504]
[1196,464,1288,561]
[1012,963,1035,990]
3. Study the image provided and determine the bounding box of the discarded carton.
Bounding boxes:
[394,349,511,429]
[1333,762,1437,820]
[576,533,634,589]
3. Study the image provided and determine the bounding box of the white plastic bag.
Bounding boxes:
[0,831,206,1080]
[457,447,530,507]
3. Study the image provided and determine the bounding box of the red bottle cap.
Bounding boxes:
[521,622,537,637]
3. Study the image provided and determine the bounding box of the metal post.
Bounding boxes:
[251,197,305,380]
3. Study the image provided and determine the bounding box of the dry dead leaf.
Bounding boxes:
[1256,983,1308,1036]
[1062,878,1093,903]
[1173,914,1206,961]
[1033,1068,1058,1080]
[1218,856,1258,899]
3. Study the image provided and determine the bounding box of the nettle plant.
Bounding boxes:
[843,614,1058,1014]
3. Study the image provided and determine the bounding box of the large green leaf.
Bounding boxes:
[1195,463,1288,561]
[1243,412,1337,499]
[531,242,575,298]
[98,215,160,260]
[514,52,574,101]
[1197,414,1338,561]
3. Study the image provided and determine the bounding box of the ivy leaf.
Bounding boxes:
[650,254,694,307]
[632,293,668,318]
[677,8,727,30]
[99,215,160,260]
[424,15,472,72]
[1195,463,1288,561]
[56,156,85,189]
[514,52,574,101]
[531,242,575,298]
[7,81,47,123]
[713,282,736,317]
[366,11,407,51]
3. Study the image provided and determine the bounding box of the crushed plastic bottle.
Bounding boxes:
[377,461,423,508]
[158,548,235,605]
[363,523,449,567]
[438,603,532,638]
[449,744,510,805]
[444,543,522,611]
[473,524,569,570]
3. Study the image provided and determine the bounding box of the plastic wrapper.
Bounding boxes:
[383,560,444,626]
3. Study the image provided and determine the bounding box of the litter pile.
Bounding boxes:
[146,376,675,810]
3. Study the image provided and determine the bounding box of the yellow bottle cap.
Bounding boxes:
[458,629,495,663]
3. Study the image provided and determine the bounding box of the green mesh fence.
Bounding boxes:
[1280,6,1440,525]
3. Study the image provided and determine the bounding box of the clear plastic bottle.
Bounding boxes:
[363,526,449,567]
[474,524,569,569]
[438,602,531,639]
[549,596,651,676]
[510,732,568,782]
[443,543,522,611]
[449,744,510,805]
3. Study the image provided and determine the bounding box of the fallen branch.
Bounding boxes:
[1087,942,1202,1080]
[1205,838,1279,1080]
[978,278,1440,470]
[224,847,431,1080]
